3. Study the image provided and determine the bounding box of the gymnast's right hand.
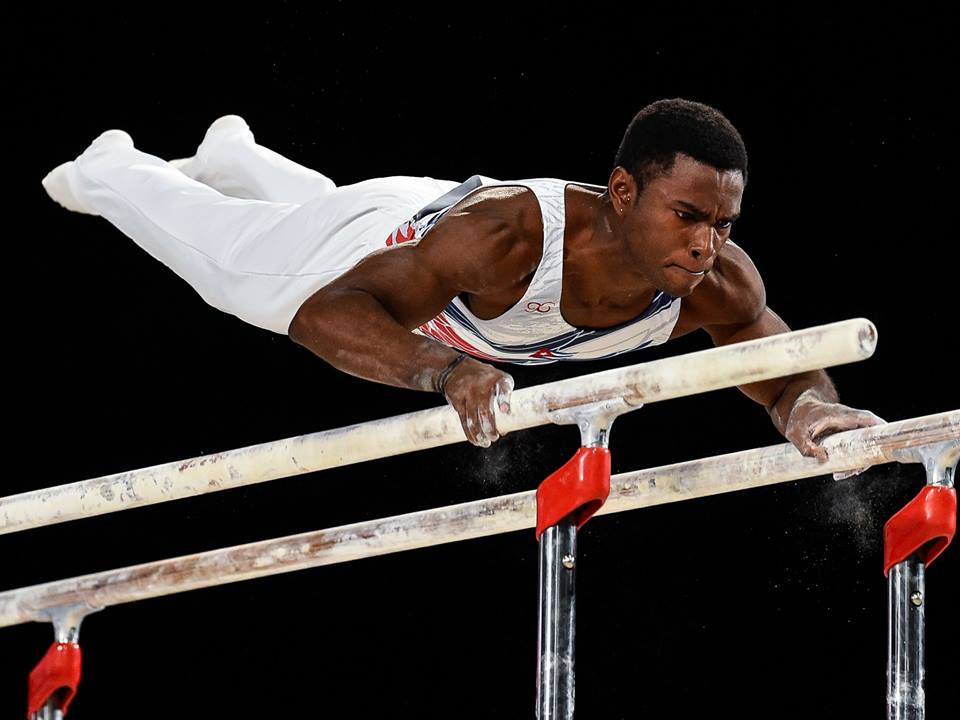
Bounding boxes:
[441,357,514,447]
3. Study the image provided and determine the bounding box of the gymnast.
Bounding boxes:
[41,98,884,462]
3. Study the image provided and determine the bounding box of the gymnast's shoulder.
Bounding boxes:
[413,186,542,277]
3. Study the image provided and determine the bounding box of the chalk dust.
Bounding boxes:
[816,463,917,554]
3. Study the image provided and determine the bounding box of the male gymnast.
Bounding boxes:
[42,99,884,467]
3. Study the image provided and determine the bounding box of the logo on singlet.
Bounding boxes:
[525,301,555,313]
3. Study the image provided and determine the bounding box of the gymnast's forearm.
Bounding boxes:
[287,288,462,393]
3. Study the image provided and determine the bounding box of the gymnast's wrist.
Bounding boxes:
[433,352,469,394]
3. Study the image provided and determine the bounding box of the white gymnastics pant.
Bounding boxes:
[69,119,460,334]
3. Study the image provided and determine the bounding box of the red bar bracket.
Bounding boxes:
[883,485,957,576]
[536,446,611,540]
[27,641,82,718]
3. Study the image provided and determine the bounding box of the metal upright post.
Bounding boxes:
[883,441,957,720]
[537,515,579,719]
[534,399,632,720]
[887,551,925,719]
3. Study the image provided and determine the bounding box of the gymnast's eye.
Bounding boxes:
[716,219,733,229]
[674,210,694,221]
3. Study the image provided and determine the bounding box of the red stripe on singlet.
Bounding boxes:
[420,313,499,361]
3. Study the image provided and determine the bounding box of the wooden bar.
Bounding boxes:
[0,318,877,535]
[1,410,953,629]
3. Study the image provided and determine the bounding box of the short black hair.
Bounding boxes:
[613,98,748,193]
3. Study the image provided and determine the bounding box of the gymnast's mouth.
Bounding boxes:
[670,264,707,276]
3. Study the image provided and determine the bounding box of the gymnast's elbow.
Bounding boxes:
[286,284,363,350]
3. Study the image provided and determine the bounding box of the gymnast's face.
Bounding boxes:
[617,153,744,297]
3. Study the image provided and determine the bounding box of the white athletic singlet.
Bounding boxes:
[384,175,683,365]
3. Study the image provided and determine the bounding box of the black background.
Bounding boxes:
[4,5,957,718]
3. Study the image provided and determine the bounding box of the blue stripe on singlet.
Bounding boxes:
[441,290,677,356]
[412,175,486,222]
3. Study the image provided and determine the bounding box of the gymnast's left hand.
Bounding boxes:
[784,394,886,480]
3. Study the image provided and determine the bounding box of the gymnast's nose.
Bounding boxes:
[689,225,719,261]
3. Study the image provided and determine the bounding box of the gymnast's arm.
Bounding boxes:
[286,194,526,447]
[686,242,884,462]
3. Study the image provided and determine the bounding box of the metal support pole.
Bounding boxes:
[33,701,65,720]
[537,516,578,720]
[883,440,957,720]
[534,399,626,719]
[887,552,925,719]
